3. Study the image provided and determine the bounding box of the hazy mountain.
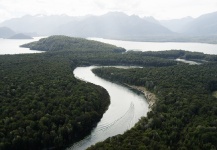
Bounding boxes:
[54,12,174,39]
[0,12,174,39]
[180,11,217,35]
[143,16,160,24]
[0,27,16,38]
[160,17,193,33]
[8,33,33,39]
[0,14,76,35]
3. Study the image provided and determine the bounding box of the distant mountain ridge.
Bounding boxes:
[160,17,193,33]
[54,12,174,39]
[180,11,217,35]
[1,11,217,39]
[0,12,174,38]
[0,27,16,38]
[0,15,76,35]
[0,27,33,39]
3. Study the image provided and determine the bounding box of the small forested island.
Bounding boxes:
[8,33,33,39]
[1,35,217,150]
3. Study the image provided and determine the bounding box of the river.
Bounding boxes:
[68,66,149,150]
[0,37,215,149]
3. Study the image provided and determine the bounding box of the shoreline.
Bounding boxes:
[124,83,157,110]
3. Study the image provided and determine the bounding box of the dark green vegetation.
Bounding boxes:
[1,35,217,150]
[21,35,125,52]
[89,63,217,150]
[0,53,110,150]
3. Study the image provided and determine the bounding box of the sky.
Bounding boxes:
[0,0,217,22]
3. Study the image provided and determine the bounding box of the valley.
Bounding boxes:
[0,35,217,150]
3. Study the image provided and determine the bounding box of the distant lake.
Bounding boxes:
[0,37,45,55]
[1,36,217,55]
[89,38,217,55]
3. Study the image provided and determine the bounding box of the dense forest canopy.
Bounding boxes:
[0,53,110,150]
[89,64,217,149]
[1,35,217,149]
[21,35,126,53]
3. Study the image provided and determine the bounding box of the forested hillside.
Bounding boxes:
[90,64,217,149]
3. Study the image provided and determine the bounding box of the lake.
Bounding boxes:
[1,36,217,55]
[0,37,45,55]
[89,38,217,55]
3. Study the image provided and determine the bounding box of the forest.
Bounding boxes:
[0,53,110,150]
[1,35,217,149]
[90,64,217,149]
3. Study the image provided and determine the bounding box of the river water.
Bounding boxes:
[69,66,149,150]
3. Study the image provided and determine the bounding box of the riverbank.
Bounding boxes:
[124,84,157,110]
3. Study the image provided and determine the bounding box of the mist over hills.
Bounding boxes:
[0,27,16,38]
[160,17,194,33]
[160,11,217,36]
[0,14,76,35]
[1,11,217,41]
[54,12,174,38]
[0,12,174,38]
[180,11,217,35]
[0,27,33,39]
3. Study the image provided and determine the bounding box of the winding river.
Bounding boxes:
[68,66,149,150]
[1,37,213,149]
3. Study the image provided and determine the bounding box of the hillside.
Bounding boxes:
[0,15,76,35]
[180,11,217,35]
[0,12,174,38]
[0,27,16,38]
[2,11,217,42]
[21,35,125,52]
[54,12,174,38]
[160,17,193,33]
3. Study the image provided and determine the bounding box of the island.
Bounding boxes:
[7,33,33,39]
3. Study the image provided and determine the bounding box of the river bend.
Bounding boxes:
[68,66,149,150]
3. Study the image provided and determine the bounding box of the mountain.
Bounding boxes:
[180,11,217,35]
[8,33,33,39]
[143,16,160,24]
[0,15,76,35]
[0,12,175,39]
[0,27,16,38]
[160,17,193,33]
[53,12,174,39]
[2,11,217,39]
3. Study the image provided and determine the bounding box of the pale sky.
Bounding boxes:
[0,0,217,22]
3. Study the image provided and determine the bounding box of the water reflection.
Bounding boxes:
[69,66,149,150]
